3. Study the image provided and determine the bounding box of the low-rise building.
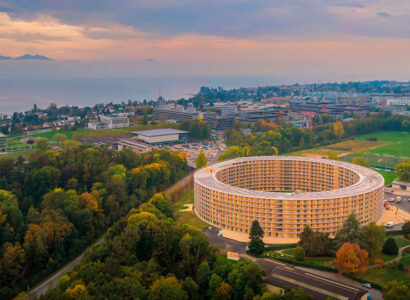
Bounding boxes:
[100,115,129,129]
[88,122,109,130]
[132,128,188,144]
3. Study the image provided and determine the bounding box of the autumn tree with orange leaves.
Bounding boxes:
[335,243,368,274]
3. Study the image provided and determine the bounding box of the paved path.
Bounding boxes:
[29,235,105,299]
[368,245,410,269]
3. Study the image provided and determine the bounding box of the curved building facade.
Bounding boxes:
[194,156,384,239]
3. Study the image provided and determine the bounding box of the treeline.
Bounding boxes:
[220,112,409,160]
[0,144,187,298]
[42,193,311,300]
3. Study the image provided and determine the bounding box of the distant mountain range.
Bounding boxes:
[0,54,52,61]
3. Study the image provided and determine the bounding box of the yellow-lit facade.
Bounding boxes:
[194,156,384,239]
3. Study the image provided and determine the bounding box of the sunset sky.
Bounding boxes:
[0,0,408,78]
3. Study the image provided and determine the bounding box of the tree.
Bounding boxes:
[334,243,368,274]
[333,121,344,138]
[214,282,232,300]
[248,220,264,256]
[382,238,399,255]
[352,157,369,167]
[362,222,385,257]
[208,273,223,298]
[298,226,332,257]
[34,137,50,151]
[195,152,208,169]
[150,276,188,300]
[395,160,410,182]
[327,152,339,160]
[294,246,305,261]
[402,221,410,235]
[334,214,363,249]
[383,281,410,300]
[1,242,26,280]
[197,263,211,291]
[148,193,172,218]
[52,133,67,144]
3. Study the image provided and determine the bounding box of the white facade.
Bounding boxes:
[386,98,410,106]
[100,115,129,129]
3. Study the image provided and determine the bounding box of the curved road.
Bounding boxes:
[29,236,105,299]
[368,244,410,269]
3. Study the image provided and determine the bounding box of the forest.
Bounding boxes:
[0,142,188,298]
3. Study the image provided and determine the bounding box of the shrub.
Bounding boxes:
[383,238,399,255]
[374,258,384,265]
[294,247,305,261]
[402,221,410,235]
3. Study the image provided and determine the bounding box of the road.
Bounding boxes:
[29,169,196,299]
[203,228,383,300]
[29,235,105,299]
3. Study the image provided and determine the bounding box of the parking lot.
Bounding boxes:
[157,141,223,167]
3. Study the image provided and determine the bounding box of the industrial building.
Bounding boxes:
[201,112,235,130]
[194,156,384,241]
[132,128,188,144]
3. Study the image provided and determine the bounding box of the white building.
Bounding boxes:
[100,115,129,129]
[132,128,188,144]
[386,97,410,106]
[88,122,108,130]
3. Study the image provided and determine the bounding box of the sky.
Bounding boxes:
[0,1,409,112]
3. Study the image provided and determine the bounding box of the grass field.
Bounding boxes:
[173,189,209,230]
[374,169,398,185]
[355,267,410,287]
[355,131,410,158]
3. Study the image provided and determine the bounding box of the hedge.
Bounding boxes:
[342,273,383,291]
[386,230,403,236]
[265,244,297,251]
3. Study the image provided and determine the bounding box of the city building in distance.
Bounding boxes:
[132,128,188,144]
[194,156,384,242]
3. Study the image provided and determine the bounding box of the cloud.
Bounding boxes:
[377,12,391,18]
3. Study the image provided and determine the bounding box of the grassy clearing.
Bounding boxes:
[399,251,410,266]
[173,188,209,230]
[355,267,410,287]
[173,189,194,211]
[291,139,388,158]
[266,248,336,268]
[175,211,209,230]
[0,150,34,160]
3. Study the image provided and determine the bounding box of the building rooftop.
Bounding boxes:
[195,156,384,200]
[132,128,188,137]
[257,258,367,300]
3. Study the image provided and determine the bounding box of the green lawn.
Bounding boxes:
[267,248,336,268]
[374,169,398,185]
[355,131,410,158]
[175,211,209,230]
[355,267,410,287]
[173,189,194,211]
[394,237,410,248]
[399,250,410,266]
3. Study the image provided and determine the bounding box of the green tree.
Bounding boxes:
[34,137,50,151]
[148,193,172,218]
[327,152,339,160]
[195,152,208,169]
[334,214,364,249]
[149,276,188,300]
[362,222,385,257]
[197,263,211,291]
[382,238,399,255]
[52,133,67,144]
[402,221,410,235]
[352,157,369,167]
[383,281,410,300]
[248,220,264,256]
[208,273,223,298]
[294,246,305,261]
[215,282,232,300]
[298,226,332,257]
[395,160,410,182]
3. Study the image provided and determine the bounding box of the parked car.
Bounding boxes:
[389,197,395,202]
[362,283,372,289]
[385,222,394,228]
